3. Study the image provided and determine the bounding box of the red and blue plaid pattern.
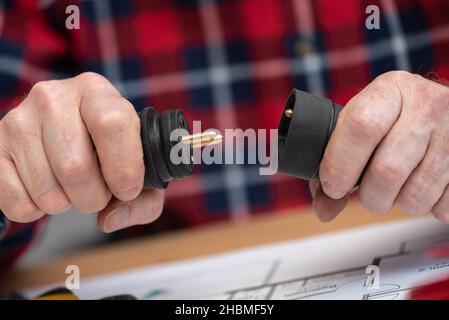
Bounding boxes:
[0,0,448,270]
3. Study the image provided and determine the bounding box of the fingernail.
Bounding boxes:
[309,181,320,200]
[118,186,140,201]
[321,181,345,199]
[103,205,130,233]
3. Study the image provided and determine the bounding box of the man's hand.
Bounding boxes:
[311,71,449,223]
[0,72,164,232]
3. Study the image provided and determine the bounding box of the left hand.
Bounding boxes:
[310,71,449,223]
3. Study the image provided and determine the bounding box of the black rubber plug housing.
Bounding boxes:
[277,89,342,180]
[139,107,194,189]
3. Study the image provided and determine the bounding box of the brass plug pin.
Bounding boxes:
[181,131,223,149]
[284,109,294,118]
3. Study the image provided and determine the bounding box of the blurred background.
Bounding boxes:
[19,211,106,268]
[2,0,448,269]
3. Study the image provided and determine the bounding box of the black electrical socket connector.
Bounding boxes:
[277,89,343,180]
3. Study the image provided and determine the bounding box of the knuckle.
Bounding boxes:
[96,108,131,134]
[372,71,417,105]
[341,106,381,142]
[370,160,406,186]
[2,108,27,136]
[375,70,415,86]
[29,81,59,106]
[417,82,449,121]
[396,189,427,215]
[417,167,440,187]
[423,79,448,102]
[57,156,94,182]
[76,72,109,85]
[75,72,117,94]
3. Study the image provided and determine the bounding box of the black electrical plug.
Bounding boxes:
[277,89,343,180]
[139,107,222,189]
[139,107,194,189]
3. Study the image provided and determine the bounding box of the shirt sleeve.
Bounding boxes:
[0,212,48,274]
[0,1,71,274]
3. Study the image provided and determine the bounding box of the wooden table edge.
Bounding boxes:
[0,201,413,292]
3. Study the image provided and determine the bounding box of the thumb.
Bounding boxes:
[310,179,349,222]
[97,189,165,233]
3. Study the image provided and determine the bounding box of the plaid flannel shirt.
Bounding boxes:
[0,0,448,273]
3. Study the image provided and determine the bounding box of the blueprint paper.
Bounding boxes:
[25,216,449,300]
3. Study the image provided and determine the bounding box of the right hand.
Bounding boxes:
[0,72,165,233]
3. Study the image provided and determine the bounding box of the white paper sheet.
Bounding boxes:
[26,216,449,300]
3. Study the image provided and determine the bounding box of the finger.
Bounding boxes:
[314,186,349,222]
[320,72,407,199]
[40,97,112,214]
[0,151,44,223]
[97,189,164,233]
[311,180,350,222]
[432,184,449,224]
[396,135,449,215]
[1,108,71,214]
[359,115,431,214]
[80,93,144,202]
